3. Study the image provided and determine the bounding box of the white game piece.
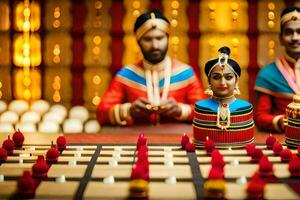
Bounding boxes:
[231,159,239,166]
[109,159,118,167]
[38,121,60,133]
[56,175,66,183]
[236,176,247,185]
[63,118,83,133]
[50,104,67,119]
[8,100,29,115]
[164,160,174,167]
[0,122,14,133]
[30,100,50,115]
[15,122,36,134]
[69,106,89,123]
[112,152,121,159]
[165,176,177,184]
[43,112,64,124]
[0,111,18,124]
[74,152,81,157]
[84,120,101,133]
[103,176,115,184]
[0,100,7,113]
[0,174,4,182]
[21,111,41,123]
[228,147,232,151]
[19,159,23,164]
[68,160,77,166]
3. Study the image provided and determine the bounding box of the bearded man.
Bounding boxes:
[97,10,205,125]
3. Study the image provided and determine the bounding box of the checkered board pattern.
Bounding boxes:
[0,144,299,199]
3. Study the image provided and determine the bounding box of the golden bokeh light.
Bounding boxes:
[92,75,102,85]
[92,95,101,105]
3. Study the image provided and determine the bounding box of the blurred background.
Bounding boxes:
[0,0,299,115]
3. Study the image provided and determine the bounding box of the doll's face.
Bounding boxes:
[209,65,237,98]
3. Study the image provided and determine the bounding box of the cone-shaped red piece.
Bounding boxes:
[181,133,189,149]
[2,136,15,156]
[12,129,25,147]
[211,154,225,170]
[265,134,276,149]
[46,143,59,164]
[247,179,265,199]
[251,148,264,162]
[280,149,292,163]
[17,170,36,199]
[246,143,256,156]
[259,156,273,177]
[0,147,7,164]
[32,155,49,179]
[288,155,300,177]
[56,135,67,153]
[272,141,283,156]
[137,133,147,150]
[207,167,224,180]
[185,142,196,152]
[204,138,215,155]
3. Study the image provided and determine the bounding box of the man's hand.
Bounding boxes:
[158,98,181,118]
[129,98,154,118]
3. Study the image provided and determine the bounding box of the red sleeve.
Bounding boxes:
[96,77,125,125]
[185,76,206,121]
[254,93,281,132]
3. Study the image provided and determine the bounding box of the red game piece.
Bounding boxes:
[56,135,67,153]
[280,149,292,162]
[247,179,265,199]
[137,133,147,150]
[246,143,256,156]
[211,154,225,170]
[2,135,15,156]
[207,167,224,180]
[288,155,300,177]
[204,138,215,155]
[211,149,221,157]
[130,164,145,180]
[297,146,300,158]
[137,145,148,160]
[265,134,276,149]
[0,147,7,164]
[17,171,36,199]
[259,156,273,177]
[12,129,25,147]
[251,148,264,162]
[272,141,283,156]
[185,142,195,152]
[46,142,59,164]
[32,155,49,179]
[181,133,189,149]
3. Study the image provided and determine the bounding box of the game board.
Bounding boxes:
[0,143,299,199]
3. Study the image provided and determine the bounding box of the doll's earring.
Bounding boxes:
[233,85,240,95]
[205,85,213,96]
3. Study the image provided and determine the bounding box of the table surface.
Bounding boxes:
[0,123,285,145]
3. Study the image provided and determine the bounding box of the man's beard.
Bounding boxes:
[141,46,168,64]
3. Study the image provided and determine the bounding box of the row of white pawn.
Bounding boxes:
[0,99,100,134]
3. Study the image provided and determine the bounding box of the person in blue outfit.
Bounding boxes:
[193,46,254,147]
